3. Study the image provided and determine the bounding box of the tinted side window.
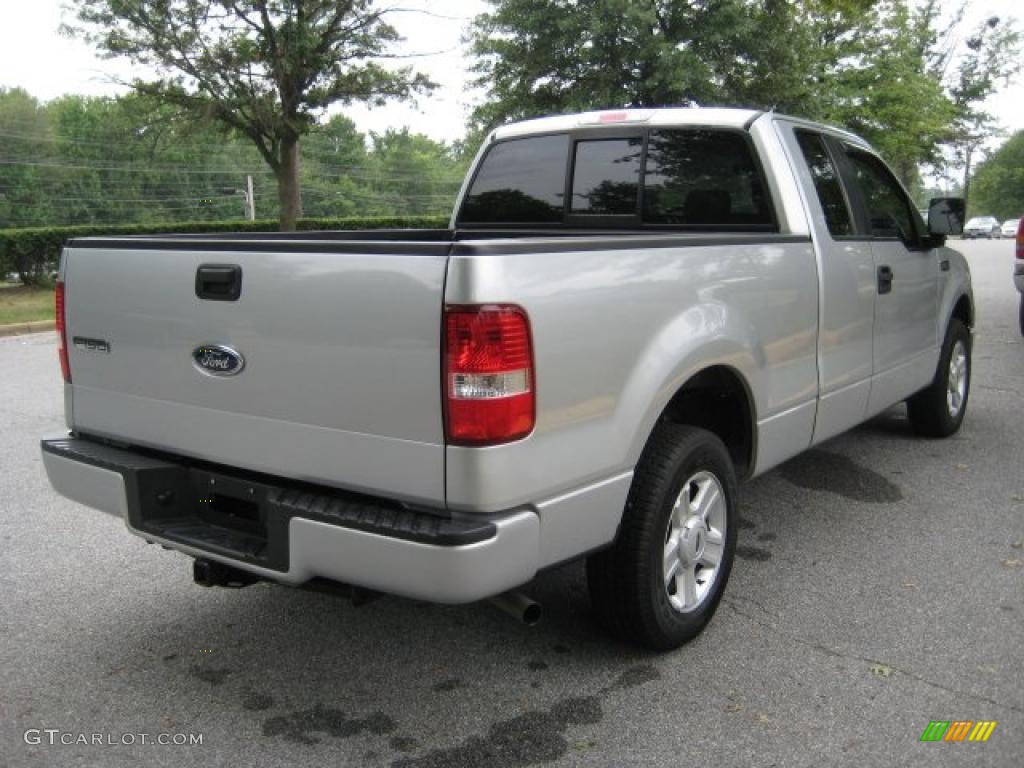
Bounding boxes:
[570,138,642,215]
[459,135,569,224]
[795,131,853,237]
[845,149,916,242]
[644,130,774,228]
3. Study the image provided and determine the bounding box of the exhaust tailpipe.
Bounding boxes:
[487,590,542,626]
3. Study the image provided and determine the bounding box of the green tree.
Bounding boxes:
[65,0,434,230]
[469,0,757,126]
[0,88,55,232]
[37,93,266,225]
[365,129,465,215]
[468,1,1019,189]
[970,131,1024,219]
[300,114,375,217]
[823,1,956,186]
[1,87,467,229]
[467,1,892,127]
[943,12,1022,209]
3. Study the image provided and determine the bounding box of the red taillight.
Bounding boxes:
[1016,217,1024,260]
[444,305,535,445]
[55,281,70,382]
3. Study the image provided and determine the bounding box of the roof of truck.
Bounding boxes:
[490,107,870,148]
[491,107,762,140]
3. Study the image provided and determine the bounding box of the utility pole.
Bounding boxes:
[246,175,255,221]
[219,179,256,221]
[962,142,976,215]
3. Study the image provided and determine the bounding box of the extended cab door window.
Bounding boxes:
[794,131,854,237]
[459,134,569,224]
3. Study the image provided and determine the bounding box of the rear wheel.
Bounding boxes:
[907,318,970,437]
[1019,296,1024,337]
[587,424,737,650]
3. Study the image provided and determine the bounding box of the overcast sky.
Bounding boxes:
[0,0,1021,147]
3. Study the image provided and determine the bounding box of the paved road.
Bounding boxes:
[2,240,1022,767]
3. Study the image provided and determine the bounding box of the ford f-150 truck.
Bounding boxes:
[41,108,972,650]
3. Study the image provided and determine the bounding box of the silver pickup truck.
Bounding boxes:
[41,108,972,650]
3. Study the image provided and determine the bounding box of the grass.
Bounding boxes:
[0,282,54,326]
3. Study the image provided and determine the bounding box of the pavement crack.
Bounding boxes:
[723,600,1023,715]
[722,594,774,617]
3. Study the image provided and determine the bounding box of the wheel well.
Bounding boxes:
[952,294,973,330]
[659,366,754,477]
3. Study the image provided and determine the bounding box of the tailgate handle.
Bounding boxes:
[877,265,894,295]
[196,264,242,301]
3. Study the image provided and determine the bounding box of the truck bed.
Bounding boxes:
[62,227,809,509]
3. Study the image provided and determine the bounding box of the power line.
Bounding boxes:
[14,194,251,204]
[0,183,458,202]
[0,113,466,148]
[0,126,461,154]
[298,188,453,201]
[0,159,465,185]
[0,125,466,164]
[1,179,265,192]
[0,158,267,175]
[0,128,468,174]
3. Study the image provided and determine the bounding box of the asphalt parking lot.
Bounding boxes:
[1,239,1021,767]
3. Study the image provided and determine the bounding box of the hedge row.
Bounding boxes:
[0,215,449,285]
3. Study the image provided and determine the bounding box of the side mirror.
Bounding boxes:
[927,197,965,236]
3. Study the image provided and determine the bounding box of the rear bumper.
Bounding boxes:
[1014,262,1024,294]
[41,436,539,603]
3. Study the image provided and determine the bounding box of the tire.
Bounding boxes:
[1018,296,1024,337]
[587,424,738,650]
[907,318,971,437]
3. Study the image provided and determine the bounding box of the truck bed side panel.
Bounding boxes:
[445,234,819,524]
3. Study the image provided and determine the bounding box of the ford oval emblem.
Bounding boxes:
[192,344,245,377]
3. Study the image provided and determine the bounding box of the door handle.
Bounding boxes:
[877,265,894,295]
[196,264,243,301]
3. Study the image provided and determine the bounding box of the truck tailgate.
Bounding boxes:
[62,238,450,505]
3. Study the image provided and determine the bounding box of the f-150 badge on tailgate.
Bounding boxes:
[192,344,245,377]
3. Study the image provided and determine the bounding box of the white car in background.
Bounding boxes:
[962,216,1002,239]
[1002,218,1020,237]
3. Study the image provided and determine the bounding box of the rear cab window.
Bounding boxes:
[643,130,774,228]
[458,134,569,224]
[570,138,642,216]
[457,127,777,231]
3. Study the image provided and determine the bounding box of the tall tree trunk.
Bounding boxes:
[276,136,303,231]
